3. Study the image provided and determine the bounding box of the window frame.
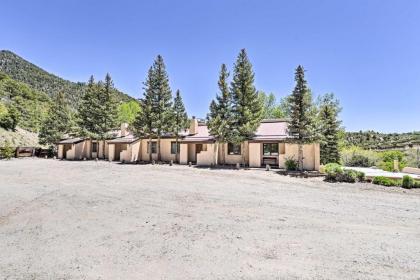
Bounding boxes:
[148,141,157,154]
[92,142,98,153]
[227,143,241,155]
[263,143,279,156]
[170,141,180,154]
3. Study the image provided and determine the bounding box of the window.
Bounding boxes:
[147,141,157,154]
[171,142,180,154]
[263,143,279,156]
[228,143,241,155]
[92,142,98,153]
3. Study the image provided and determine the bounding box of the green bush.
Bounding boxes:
[341,146,379,167]
[0,141,15,160]
[324,163,343,181]
[285,157,298,171]
[401,175,414,189]
[372,176,400,187]
[414,181,420,188]
[340,169,358,183]
[323,163,365,183]
[346,154,372,167]
[378,150,406,172]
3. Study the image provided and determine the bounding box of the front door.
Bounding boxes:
[196,144,203,154]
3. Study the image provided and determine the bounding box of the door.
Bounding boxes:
[196,144,203,154]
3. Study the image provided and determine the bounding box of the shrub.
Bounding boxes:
[414,181,420,188]
[324,163,343,181]
[341,146,379,167]
[339,169,358,183]
[378,150,406,172]
[401,175,414,189]
[372,176,400,187]
[0,141,15,160]
[285,157,299,171]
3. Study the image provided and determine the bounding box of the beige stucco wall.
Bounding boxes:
[196,143,217,166]
[139,138,178,162]
[249,142,261,168]
[57,145,63,159]
[282,143,320,171]
[179,143,188,164]
[218,142,249,165]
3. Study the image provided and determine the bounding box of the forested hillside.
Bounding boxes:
[344,130,420,150]
[0,50,132,108]
[0,72,50,132]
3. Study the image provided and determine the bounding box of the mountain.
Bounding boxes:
[345,130,420,150]
[0,72,50,132]
[0,50,132,108]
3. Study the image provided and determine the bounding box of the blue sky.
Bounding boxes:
[1,0,419,132]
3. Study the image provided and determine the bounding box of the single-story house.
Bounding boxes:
[56,119,320,170]
[179,118,320,171]
[56,124,130,160]
[57,138,108,160]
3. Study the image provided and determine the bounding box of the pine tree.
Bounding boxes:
[78,74,119,158]
[171,89,188,162]
[207,64,233,164]
[133,56,173,162]
[230,49,263,164]
[152,55,173,161]
[288,65,319,170]
[318,93,341,164]
[98,73,119,157]
[133,67,155,162]
[78,75,101,137]
[39,92,73,146]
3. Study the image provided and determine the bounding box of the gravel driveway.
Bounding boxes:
[1,158,420,279]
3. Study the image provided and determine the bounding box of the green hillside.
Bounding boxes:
[344,130,420,150]
[0,72,50,132]
[0,50,132,108]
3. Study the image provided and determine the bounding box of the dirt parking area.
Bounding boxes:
[0,159,420,280]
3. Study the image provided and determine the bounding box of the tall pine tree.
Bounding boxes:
[171,89,188,162]
[39,92,74,146]
[98,73,119,157]
[288,65,319,170]
[78,74,119,158]
[207,64,233,164]
[133,56,173,161]
[230,49,263,164]
[317,93,341,164]
[78,75,101,137]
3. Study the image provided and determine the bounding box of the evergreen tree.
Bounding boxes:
[39,92,73,146]
[230,49,263,164]
[317,93,342,164]
[98,73,119,157]
[78,74,119,158]
[133,56,173,162]
[171,89,188,162]
[78,75,101,137]
[207,64,233,164]
[133,67,156,161]
[288,65,319,170]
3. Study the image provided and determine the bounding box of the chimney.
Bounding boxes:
[121,123,129,137]
[189,116,198,135]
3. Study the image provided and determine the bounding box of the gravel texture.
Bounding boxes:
[1,158,420,280]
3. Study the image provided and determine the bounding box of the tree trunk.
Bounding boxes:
[241,142,245,166]
[298,143,304,171]
[157,136,161,162]
[148,137,152,162]
[221,142,225,165]
[102,138,106,160]
[175,135,179,163]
